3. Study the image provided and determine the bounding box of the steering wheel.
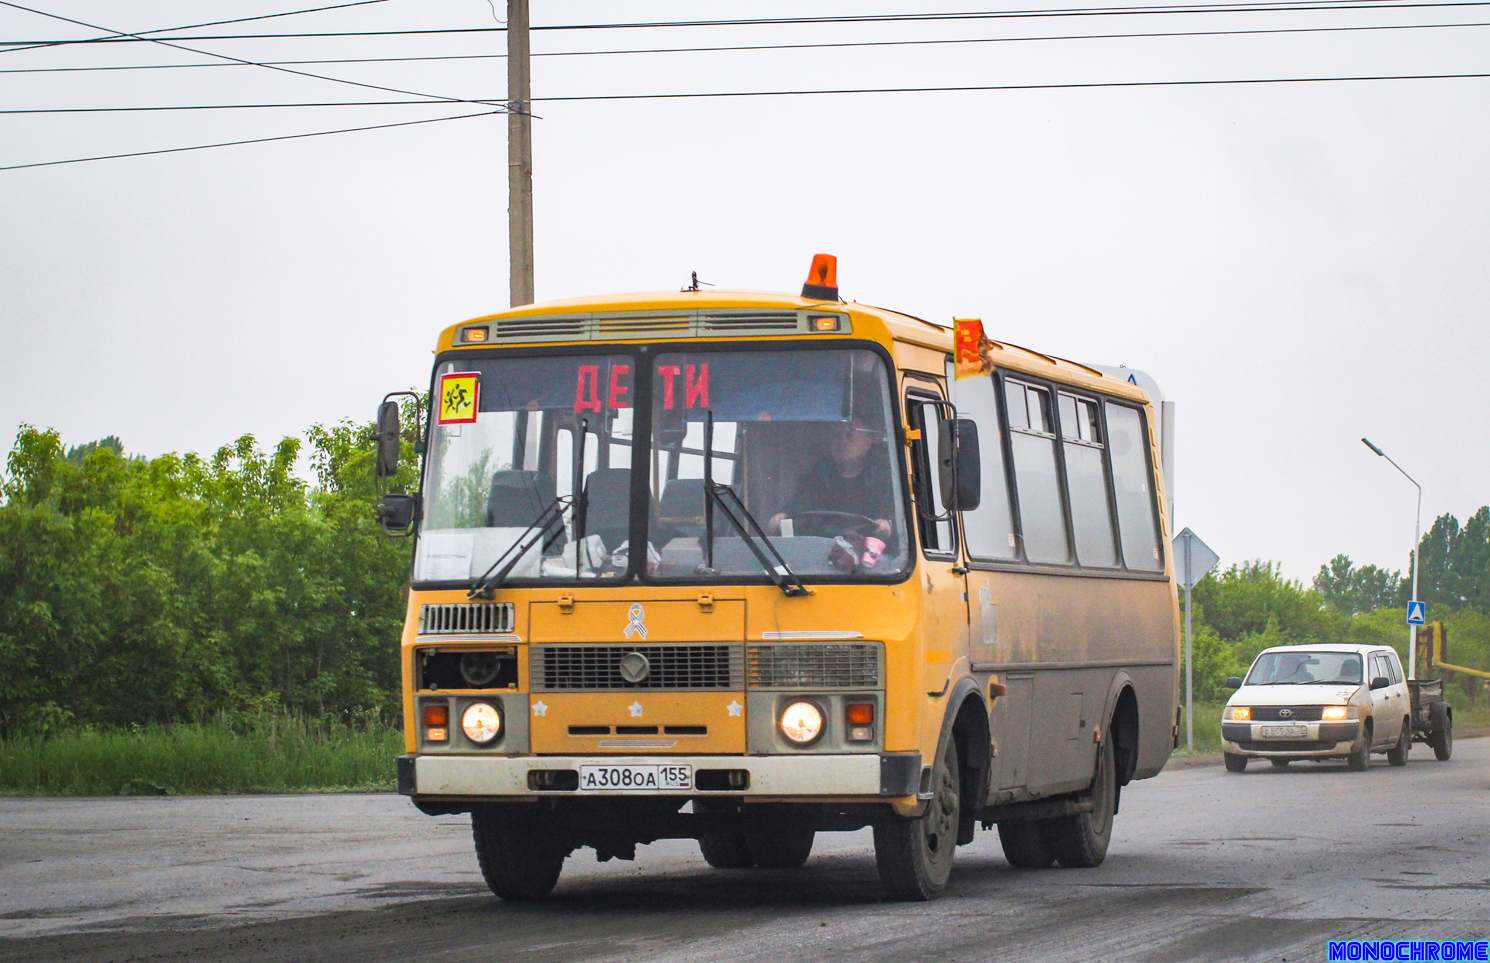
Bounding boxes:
[789,511,882,538]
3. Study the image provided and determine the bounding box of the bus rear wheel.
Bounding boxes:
[997,820,1055,869]
[874,739,961,901]
[746,828,816,869]
[1040,733,1115,869]
[471,805,568,900]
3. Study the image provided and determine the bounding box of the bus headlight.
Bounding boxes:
[780,701,824,745]
[461,702,503,745]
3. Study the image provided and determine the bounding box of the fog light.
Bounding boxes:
[461,702,502,745]
[780,701,824,744]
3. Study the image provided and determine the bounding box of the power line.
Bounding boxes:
[0,100,492,114]
[0,2,509,113]
[7,0,1490,45]
[0,108,502,171]
[2,18,1488,75]
[1,0,390,55]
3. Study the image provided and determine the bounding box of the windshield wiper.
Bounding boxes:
[469,496,570,600]
[699,410,807,597]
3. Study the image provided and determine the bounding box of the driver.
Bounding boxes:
[769,416,894,540]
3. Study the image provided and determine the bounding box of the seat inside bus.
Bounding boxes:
[582,468,631,551]
[485,470,565,553]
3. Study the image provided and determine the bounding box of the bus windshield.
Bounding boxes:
[1245,651,1364,686]
[647,347,910,581]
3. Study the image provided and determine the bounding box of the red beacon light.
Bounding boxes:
[800,254,839,301]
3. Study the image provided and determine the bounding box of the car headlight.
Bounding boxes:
[779,701,824,744]
[461,702,503,745]
[1227,706,1251,721]
[1321,705,1355,721]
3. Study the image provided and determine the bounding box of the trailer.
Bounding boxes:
[1406,678,1453,761]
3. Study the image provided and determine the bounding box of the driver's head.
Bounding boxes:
[829,416,876,474]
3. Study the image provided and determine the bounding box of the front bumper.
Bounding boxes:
[1221,721,1361,756]
[399,752,921,799]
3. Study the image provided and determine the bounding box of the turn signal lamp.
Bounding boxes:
[846,703,874,726]
[1228,706,1251,721]
[459,325,489,343]
[800,254,839,301]
[422,704,449,726]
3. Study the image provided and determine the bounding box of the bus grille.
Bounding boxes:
[747,644,882,690]
[473,310,850,343]
[419,603,515,635]
[532,644,741,691]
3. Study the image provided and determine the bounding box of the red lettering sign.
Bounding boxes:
[686,363,709,409]
[608,365,630,409]
[658,365,681,410]
[574,365,601,413]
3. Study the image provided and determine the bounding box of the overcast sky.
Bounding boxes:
[2,0,1487,584]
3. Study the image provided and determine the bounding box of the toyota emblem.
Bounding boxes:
[1278,708,1294,719]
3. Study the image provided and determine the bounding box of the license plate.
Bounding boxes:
[1260,724,1308,738]
[578,764,692,792]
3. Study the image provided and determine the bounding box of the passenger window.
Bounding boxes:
[1386,651,1404,684]
[1103,402,1163,572]
[908,396,956,555]
[954,375,1017,560]
[1058,392,1118,568]
[1005,380,1070,564]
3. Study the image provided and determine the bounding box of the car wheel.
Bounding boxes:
[1347,723,1372,771]
[1223,752,1248,773]
[1269,758,1290,768]
[1430,717,1453,761]
[1040,733,1117,869]
[1386,720,1411,767]
[997,820,1055,869]
[874,739,961,901]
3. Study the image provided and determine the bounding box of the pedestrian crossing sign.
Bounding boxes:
[1407,600,1426,625]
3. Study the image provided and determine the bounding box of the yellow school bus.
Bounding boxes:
[376,256,1180,902]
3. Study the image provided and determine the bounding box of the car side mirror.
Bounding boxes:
[1369,676,1390,691]
[374,400,401,479]
[377,493,417,534]
[1224,676,1242,690]
[937,417,981,511]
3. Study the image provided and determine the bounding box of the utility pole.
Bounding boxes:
[1362,438,1422,679]
[507,0,534,307]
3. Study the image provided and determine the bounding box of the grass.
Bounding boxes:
[0,713,404,796]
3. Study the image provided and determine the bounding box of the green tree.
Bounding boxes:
[1313,554,1402,616]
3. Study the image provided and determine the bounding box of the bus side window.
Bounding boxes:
[907,396,955,555]
[1104,402,1164,572]
[1057,392,1118,568]
[955,375,1016,560]
[1005,380,1071,565]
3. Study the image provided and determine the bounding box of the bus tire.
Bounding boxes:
[698,832,755,869]
[997,820,1055,869]
[471,805,567,901]
[874,738,961,901]
[746,829,815,869]
[1041,733,1115,869]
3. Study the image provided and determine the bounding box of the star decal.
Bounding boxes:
[532,701,548,717]
[628,701,644,718]
[726,700,743,717]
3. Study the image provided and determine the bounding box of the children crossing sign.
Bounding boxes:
[1407,601,1427,625]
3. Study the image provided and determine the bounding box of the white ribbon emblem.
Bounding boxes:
[623,603,648,640]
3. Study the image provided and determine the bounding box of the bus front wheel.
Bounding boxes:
[472,805,568,900]
[874,739,961,901]
[1040,733,1115,869]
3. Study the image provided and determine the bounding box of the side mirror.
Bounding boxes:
[376,493,417,534]
[1369,676,1390,691]
[937,417,982,511]
[1224,676,1243,690]
[375,401,401,479]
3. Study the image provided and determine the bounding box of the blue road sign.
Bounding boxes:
[1407,601,1427,625]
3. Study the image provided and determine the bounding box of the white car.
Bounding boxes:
[1220,643,1412,772]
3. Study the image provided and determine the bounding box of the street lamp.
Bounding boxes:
[1362,438,1421,680]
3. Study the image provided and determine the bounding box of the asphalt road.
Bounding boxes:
[3,739,1487,963]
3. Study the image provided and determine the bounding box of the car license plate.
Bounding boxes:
[1260,724,1308,738]
[578,764,692,791]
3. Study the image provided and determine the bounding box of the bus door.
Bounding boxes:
[903,383,970,700]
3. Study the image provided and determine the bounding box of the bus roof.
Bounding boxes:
[439,289,1152,406]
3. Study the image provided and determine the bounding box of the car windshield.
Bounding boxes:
[646,347,910,581]
[1245,651,1363,686]
[414,353,636,584]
